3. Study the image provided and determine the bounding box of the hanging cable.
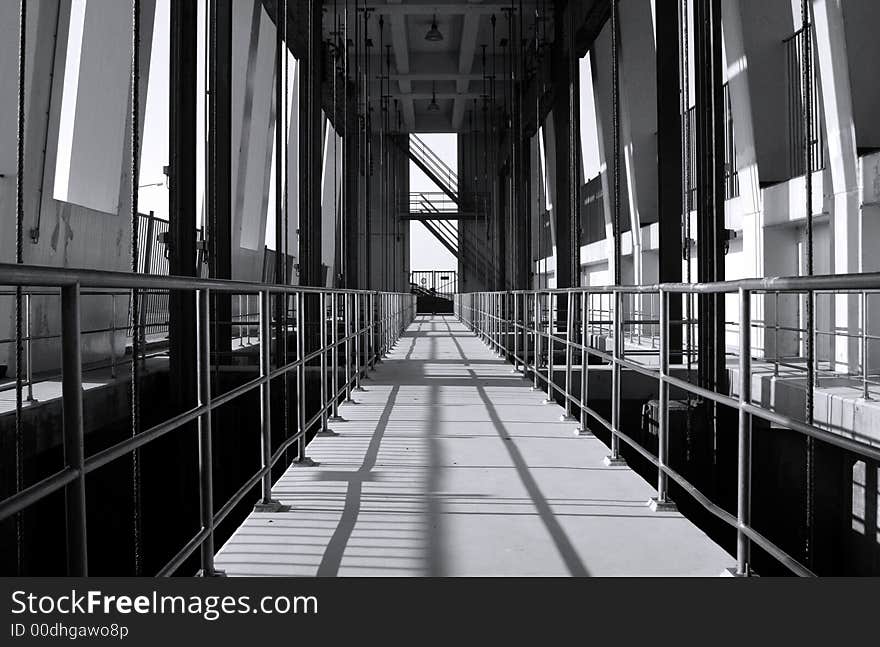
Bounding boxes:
[333,9,339,289]
[611,0,621,287]
[491,14,498,290]
[279,0,290,463]
[364,10,372,287]
[801,0,816,569]
[534,6,540,289]
[129,0,143,576]
[518,1,525,288]
[342,0,349,285]
[680,0,691,379]
[569,2,580,288]
[482,44,489,290]
[14,0,28,576]
[378,16,386,289]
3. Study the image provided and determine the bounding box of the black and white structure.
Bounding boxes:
[1,0,880,578]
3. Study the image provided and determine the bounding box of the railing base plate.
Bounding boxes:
[720,567,757,577]
[293,457,319,468]
[647,497,677,513]
[603,455,628,468]
[254,499,290,513]
[197,569,227,577]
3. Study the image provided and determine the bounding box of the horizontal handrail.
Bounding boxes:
[0,262,416,577]
[0,262,400,295]
[455,276,880,578]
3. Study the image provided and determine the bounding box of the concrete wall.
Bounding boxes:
[0,0,156,374]
[0,0,304,376]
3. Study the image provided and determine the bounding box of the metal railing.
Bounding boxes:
[685,82,739,209]
[784,26,825,178]
[408,134,459,200]
[406,192,459,216]
[410,270,458,300]
[0,262,415,576]
[0,288,171,398]
[455,272,880,577]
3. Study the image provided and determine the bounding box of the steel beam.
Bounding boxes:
[694,0,726,394]
[169,0,198,413]
[208,0,233,357]
[655,1,683,356]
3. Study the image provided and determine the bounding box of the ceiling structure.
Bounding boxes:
[326,1,550,133]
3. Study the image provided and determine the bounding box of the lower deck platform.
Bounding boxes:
[215,316,733,576]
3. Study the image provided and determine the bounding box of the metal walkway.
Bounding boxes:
[216,315,732,576]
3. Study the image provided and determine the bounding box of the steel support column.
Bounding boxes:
[551,40,574,291]
[208,0,233,357]
[694,0,726,395]
[169,0,198,413]
[656,2,683,357]
[300,0,323,289]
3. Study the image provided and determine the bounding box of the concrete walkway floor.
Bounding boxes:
[215,315,733,576]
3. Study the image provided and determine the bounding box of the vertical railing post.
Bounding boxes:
[110,294,118,379]
[378,292,381,359]
[563,291,574,420]
[863,291,870,400]
[496,293,501,354]
[368,292,376,368]
[248,294,254,343]
[532,293,541,390]
[354,293,364,391]
[605,290,626,466]
[255,289,286,512]
[650,289,676,511]
[523,294,530,380]
[512,292,520,372]
[577,290,590,436]
[236,294,242,343]
[385,293,389,354]
[61,283,88,576]
[331,293,344,417]
[773,291,780,377]
[139,214,155,345]
[196,288,222,575]
[342,292,357,402]
[811,291,819,389]
[378,294,384,357]
[318,292,329,433]
[503,292,509,359]
[293,291,314,465]
[25,292,34,402]
[544,293,555,404]
[735,287,753,576]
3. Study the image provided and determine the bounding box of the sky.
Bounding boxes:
[409,133,458,272]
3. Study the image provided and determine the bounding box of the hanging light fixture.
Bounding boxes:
[428,81,440,111]
[425,14,443,42]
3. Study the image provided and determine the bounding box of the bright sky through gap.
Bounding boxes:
[409,133,458,272]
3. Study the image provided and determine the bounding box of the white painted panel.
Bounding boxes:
[239,3,276,251]
[53,0,132,215]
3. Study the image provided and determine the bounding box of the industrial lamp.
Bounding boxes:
[425,14,443,42]
[428,82,440,111]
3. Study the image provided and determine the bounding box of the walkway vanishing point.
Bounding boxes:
[216,316,733,576]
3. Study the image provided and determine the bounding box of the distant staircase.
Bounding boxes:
[399,135,492,280]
